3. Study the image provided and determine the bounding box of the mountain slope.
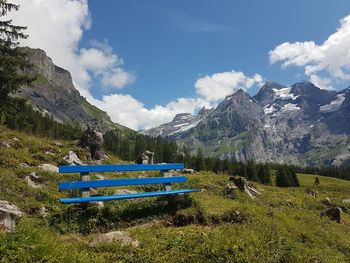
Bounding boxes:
[1,125,350,262]
[15,47,128,133]
[146,81,350,166]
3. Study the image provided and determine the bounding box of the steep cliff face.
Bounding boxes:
[15,47,126,133]
[145,81,350,166]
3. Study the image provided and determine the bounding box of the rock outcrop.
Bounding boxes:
[78,127,105,160]
[38,164,58,173]
[0,201,23,231]
[25,172,44,188]
[63,150,83,165]
[15,47,127,133]
[320,207,342,223]
[135,150,154,164]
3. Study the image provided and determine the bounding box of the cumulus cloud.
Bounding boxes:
[9,0,263,130]
[92,95,213,130]
[10,0,135,95]
[269,15,350,89]
[195,71,263,102]
[309,75,332,90]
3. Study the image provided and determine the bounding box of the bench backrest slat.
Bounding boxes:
[59,176,187,190]
[59,163,184,174]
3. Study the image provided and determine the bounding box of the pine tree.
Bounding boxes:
[0,0,33,102]
[276,167,290,187]
[289,168,300,187]
[194,148,206,171]
[246,160,258,182]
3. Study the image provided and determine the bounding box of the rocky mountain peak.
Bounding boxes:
[254,81,287,106]
[197,106,213,117]
[291,81,320,94]
[15,47,126,133]
[21,47,75,94]
[290,81,337,109]
[173,113,194,122]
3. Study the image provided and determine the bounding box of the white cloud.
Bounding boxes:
[195,71,263,102]
[269,14,350,89]
[101,68,136,89]
[92,95,213,130]
[309,75,332,90]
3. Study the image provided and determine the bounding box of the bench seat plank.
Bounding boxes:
[59,176,187,190]
[59,189,200,204]
[59,163,185,174]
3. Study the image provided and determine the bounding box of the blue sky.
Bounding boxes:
[12,0,350,129]
[84,0,350,107]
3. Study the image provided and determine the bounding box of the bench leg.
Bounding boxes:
[80,172,90,198]
[161,170,172,191]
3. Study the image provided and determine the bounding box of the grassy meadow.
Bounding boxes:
[0,125,350,262]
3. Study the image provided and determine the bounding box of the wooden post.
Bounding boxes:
[161,170,172,191]
[80,172,90,198]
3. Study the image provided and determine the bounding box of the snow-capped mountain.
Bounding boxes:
[143,81,350,166]
[141,107,213,138]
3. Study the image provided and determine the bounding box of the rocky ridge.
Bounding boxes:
[144,81,350,166]
[15,47,127,133]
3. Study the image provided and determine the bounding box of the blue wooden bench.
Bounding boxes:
[58,163,200,204]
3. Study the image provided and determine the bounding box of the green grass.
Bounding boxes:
[1,125,350,262]
[31,74,47,85]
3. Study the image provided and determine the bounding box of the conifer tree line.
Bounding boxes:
[104,131,274,185]
[275,166,300,187]
[1,98,83,139]
[104,130,350,187]
[0,0,34,101]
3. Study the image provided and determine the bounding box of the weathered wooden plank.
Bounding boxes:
[59,163,185,173]
[59,189,200,204]
[59,176,187,190]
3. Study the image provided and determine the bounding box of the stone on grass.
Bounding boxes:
[135,150,154,164]
[29,172,40,179]
[182,168,198,174]
[25,176,44,189]
[88,201,104,208]
[114,189,138,195]
[38,164,58,173]
[89,231,139,248]
[39,206,49,218]
[52,141,64,147]
[95,174,106,180]
[320,207,342,223]
[63,150,83,165]
[0,201,23,231]
[19,163,30,168]
[25,172,44,188]
[0,141,10,148]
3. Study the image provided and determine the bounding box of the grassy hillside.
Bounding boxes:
[0,125,350,262]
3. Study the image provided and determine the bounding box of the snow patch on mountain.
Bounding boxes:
[320,93,345,113]
[264,104,277,114]
[169,119,202,135]
[281,103,300,112]
[273,87,299,100]
[173,123,190,128]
